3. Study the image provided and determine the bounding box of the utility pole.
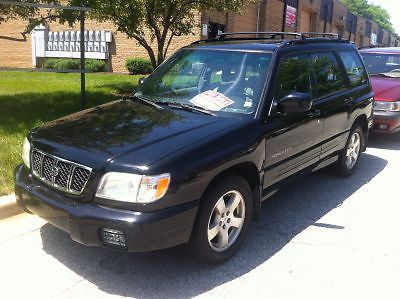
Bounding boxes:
[282,0,287,32]
[80,10,85,110]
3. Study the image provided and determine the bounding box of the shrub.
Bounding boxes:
[43,58,57,69]
[43,58,107,72]
[85,59,107,72]
[125,57,153,75]
[54,58,80,70]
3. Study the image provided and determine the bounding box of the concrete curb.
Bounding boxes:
[0,194,23,220]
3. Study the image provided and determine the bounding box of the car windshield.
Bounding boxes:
[361,53,400,75]
[135,49,272,116]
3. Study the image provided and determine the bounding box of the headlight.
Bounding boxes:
[22,137,31,169]
[96,172,170,204]
[374,101,400,112]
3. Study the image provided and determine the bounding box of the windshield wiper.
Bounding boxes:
[123,94,164,110]
[124,95,216,116]
[165,102,217,116]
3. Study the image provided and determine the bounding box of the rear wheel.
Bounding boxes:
[190,176,253,264]
[332,125,364,176]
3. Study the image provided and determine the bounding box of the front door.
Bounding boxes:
[264,53,323,188]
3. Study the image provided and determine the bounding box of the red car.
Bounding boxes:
[360,47,400,133]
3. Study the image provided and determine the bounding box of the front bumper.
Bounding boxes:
[15,164,198,252]
[372,111,400,134]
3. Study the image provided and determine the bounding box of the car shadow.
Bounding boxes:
[40,153,387,298]
[368,132,400,150]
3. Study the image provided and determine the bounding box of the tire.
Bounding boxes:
[332,125,364,177]
[190,176,253,264]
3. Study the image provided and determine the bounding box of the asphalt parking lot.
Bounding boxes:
[1,133,399,299]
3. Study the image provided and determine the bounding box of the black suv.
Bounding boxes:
[15,32,373,263]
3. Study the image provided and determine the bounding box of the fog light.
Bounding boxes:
[100,228,127,249]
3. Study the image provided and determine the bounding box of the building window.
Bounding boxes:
[208,23,225,39]
[346,12,357,35]
[377,28,383,44]
[388,35,392,47]
[365,20,372,37]
[320,0,333,23]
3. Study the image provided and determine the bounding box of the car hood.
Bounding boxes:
[370,75,400,102]
[30,100,240,172]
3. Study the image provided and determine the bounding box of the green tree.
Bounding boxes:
[60,0,255,68]
[341,0,395,34]
[0,1,59,38]
[1,1,254,67]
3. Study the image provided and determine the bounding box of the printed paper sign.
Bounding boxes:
[285,5,297,28]
[190,90,234,111]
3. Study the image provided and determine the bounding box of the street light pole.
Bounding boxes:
[282,0,287,32]
[80,10,85,110]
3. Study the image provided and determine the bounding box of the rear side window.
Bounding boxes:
[310,52,347,98]
[274,53,311,101]
[338,51,368,87]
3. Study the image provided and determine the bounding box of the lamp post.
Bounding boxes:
[80,10,86,110]
[282,0,287,32]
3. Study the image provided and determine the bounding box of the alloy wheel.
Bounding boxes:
[345,131,361,169]
[207,190,246,252]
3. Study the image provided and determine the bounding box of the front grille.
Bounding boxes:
[31,149,92,195]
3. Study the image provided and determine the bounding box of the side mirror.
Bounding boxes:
[278,92,312,114]
[138,77,146,85]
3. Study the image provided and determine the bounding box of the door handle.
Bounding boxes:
[307,109,321,118]
[344,98,353,105]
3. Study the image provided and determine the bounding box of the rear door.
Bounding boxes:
[309,51,352,159]
[264,53,323,187]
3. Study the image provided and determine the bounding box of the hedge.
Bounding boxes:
[125,57,153,75]
[43,58,107,72]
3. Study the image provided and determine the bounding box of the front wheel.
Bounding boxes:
[190,176,253,264]
[332,125,364,176]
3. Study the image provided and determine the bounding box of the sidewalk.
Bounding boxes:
[0,193,22,220]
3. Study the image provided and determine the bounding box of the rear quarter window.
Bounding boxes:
[338,51,368,87]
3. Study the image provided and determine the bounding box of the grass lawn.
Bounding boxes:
[0,71,140,196]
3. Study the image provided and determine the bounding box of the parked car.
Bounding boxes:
[15,32,373,264]
[360,47,400,134]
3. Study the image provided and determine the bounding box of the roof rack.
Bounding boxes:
[358,45,376,50]
[300,32,340,39]
[217,32,302,40]
[191,31,345,45]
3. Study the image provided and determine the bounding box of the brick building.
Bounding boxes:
[0,0,399,73]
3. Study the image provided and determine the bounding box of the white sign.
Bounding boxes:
[202,24,208,36]
[190,90,234,111]
[371,33,377,45]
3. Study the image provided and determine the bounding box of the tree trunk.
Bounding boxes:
[157,39,165,66]
[132,35,158,69]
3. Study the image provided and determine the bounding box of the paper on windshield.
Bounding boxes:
[190,90,234,111]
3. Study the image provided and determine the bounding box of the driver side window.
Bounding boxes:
[274,53,311,101]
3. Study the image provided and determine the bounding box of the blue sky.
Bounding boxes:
[368,0,400,34]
